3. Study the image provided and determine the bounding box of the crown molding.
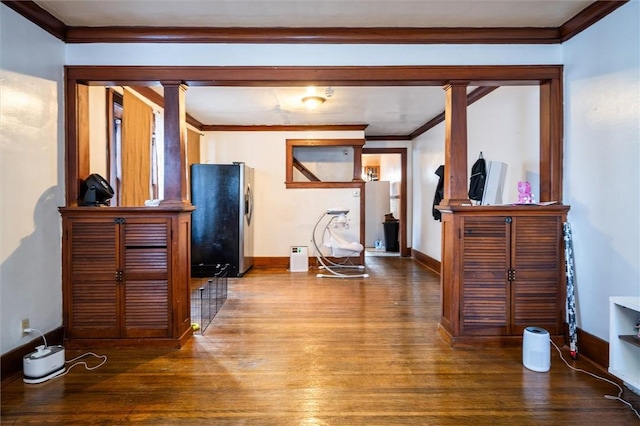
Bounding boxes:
[559,0,628,41]
[2,1,629,45]
[201,124,368,132]
[2,0,66,40]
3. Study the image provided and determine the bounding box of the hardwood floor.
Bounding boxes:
[2,257,639,424]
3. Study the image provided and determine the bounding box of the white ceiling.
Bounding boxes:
[180,86,449,135]
[34,1,593,28]
[31,0,597,136]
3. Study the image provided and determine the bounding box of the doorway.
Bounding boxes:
[362,147,408,257]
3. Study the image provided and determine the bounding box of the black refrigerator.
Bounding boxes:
[190,163,254,278]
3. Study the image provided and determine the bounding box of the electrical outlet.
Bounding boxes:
[21,318,30,337]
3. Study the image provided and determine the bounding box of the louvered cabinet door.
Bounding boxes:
[121,218,171,338]
[65,218,120,339]
[511,216,564,335]
[460,216,511,335]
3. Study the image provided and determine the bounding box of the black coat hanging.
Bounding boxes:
[468,152,487,202]
[432,165,445,221]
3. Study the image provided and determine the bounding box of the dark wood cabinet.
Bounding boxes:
[60,207,193,348]
[438,205,570,346]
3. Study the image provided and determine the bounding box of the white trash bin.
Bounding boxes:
[522,326,550,372]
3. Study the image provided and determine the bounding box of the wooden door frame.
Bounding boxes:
[362,147,409,257]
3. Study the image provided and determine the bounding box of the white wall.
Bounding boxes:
[293,146,354,182]
[412,86,539,261]
[200,131,363,257]
[65,44,562,67]
[467,86,540,204]
[412,125,446,260]
[0,6,65,353]
[563,0,640,340]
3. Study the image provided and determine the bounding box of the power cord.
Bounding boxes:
[550,339,640,419]
[23,328,47,348]
[54,352,108,379]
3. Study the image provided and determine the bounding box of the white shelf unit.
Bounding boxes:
[609,296,640,395]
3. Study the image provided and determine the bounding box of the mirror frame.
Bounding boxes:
[285,138,365,189]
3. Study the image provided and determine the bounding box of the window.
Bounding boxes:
[285,139,365,189]
[107,87,159,206]
[107,89,123,205]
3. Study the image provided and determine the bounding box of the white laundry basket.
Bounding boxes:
[522,326,551,372]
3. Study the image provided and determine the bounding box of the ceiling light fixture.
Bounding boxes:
[302,95,326,110]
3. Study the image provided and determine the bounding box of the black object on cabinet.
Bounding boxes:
[190,163,254,277]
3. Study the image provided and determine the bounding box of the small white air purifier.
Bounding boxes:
[523,326,551,372]
[23,345,66,384]
[289,246,309,272]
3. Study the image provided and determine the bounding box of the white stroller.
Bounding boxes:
[312,209,369,279]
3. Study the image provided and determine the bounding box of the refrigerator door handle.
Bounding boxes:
[245,184,253,226]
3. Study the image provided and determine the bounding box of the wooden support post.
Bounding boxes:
[440,82,470,206]
[539,79,563,202]
[161,82,190,206]
[353,145,364,182]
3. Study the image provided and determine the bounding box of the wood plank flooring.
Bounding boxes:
[2,257,639,424]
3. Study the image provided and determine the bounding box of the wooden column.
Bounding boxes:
[440,82,470,206]
[539,78,563,202]
[161,82,190,206]
[352,145,363,182]
[64,80,90,206]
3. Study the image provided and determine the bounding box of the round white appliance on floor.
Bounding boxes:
[522,326,550,372]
